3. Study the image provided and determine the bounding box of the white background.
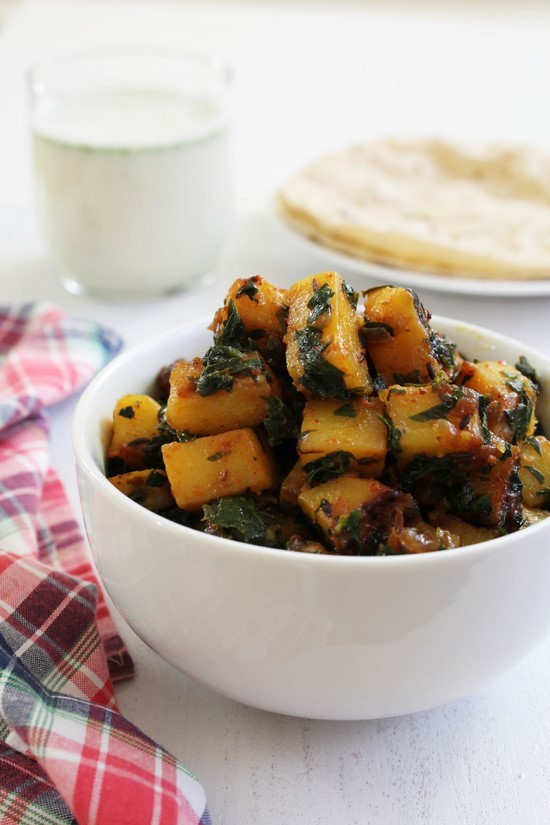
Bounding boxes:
[1,1,550,822]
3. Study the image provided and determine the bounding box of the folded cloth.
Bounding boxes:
[0,305,210,825]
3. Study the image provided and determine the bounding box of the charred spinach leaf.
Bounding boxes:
[235,279,259,302]
[379,414,403,454]
[342,279,359,309]
[295,327,347,398]
[431,331,457,373]
[307,283,334,325]
[303,450,353,487]
[361,320,394,343]
[334,403,357,418]
[504,390,533,443]
[409,386,464,422]
[263,396,300,446]
[197,345,265,396]
[202,496,285,547]
[515,355,538,386]
[215,299,245,347]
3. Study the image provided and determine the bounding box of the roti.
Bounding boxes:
[278,139,550,280]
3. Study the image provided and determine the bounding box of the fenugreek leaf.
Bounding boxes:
[235,279,259,302]
[516,355,538,386]
[307,283,334,325]
[295,327,347,398]
[215,299,245,347]
[303,450,353,487]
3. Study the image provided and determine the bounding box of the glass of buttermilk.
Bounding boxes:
[28,50,233,299]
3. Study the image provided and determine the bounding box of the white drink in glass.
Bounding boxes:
[29,52,233,299]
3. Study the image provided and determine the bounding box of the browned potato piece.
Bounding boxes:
[109,469,174,512]
[519,436,550,509]
[166,357,281,436]
[522,506,550,527]
[298,476,417,554]
[285,272,372,397]
[108,394,161,458]
[279,462,308,513]
[286,535,332,554]
[386,520,459,554]
[427,511,500,545]
[162,428,279,511]
[466,444,522,529]
[210,276,288,337]
[298,397,387,478]
[362,286,442,385]
[382,382,484,464]
[457,360,537,443]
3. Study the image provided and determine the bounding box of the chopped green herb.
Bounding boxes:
[380,414,403,454]
[263,396,299,446]
[431,331,458,373]
[235,279,259,302]
[334,508,362,551]
[477,395,492,445]
[515,355,538,386]
[197,345,265,396]
[504,390,533,443]
[303,450,353,486]
[295,327,347,398]
[334,403,357,418]
[361,319,394,343]
[342,279,359,309]
[118,406,135,419]
[307,283,334,325]
[409,387,464,422]
[525,436,542,455]
[399,453,469,490]
[526,465,545,484]
[503,374,525,394]
[215,299,245,347]
[146,469,167,487]
[207,450,230,462]
[393,370,423,385]
[202,496,284,547]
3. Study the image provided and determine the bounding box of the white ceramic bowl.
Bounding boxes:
[73,316,550,720]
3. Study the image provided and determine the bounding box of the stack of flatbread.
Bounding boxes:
[278,139,550,280]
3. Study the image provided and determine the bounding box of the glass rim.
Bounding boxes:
[27,47,233,101]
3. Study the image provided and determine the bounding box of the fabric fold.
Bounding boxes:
[0,304,210,825]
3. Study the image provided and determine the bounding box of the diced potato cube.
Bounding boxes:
[162,428,279,511]
[210,276,288,337]
[519,436,550,509]
[382,383,484,464]
[279,462,308,512]
[166,356,281,436]
[285,272,372,397]
[298,397,387,478]
[385,520,459,554]
[109,469,174,512]
[522,506,550,527]
[298,476,417,554]
[466,445,522,529]
[108,394,161,456]
[457,360,537,443]
[362,286,444,385]
[427,511,500,545]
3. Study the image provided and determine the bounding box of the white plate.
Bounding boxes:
[277,216,550,298]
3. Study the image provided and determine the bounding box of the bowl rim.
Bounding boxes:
[72,313,550,568]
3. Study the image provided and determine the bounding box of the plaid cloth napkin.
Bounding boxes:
[0,305,210,825]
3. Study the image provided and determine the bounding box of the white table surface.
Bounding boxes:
[2,1,550,822]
